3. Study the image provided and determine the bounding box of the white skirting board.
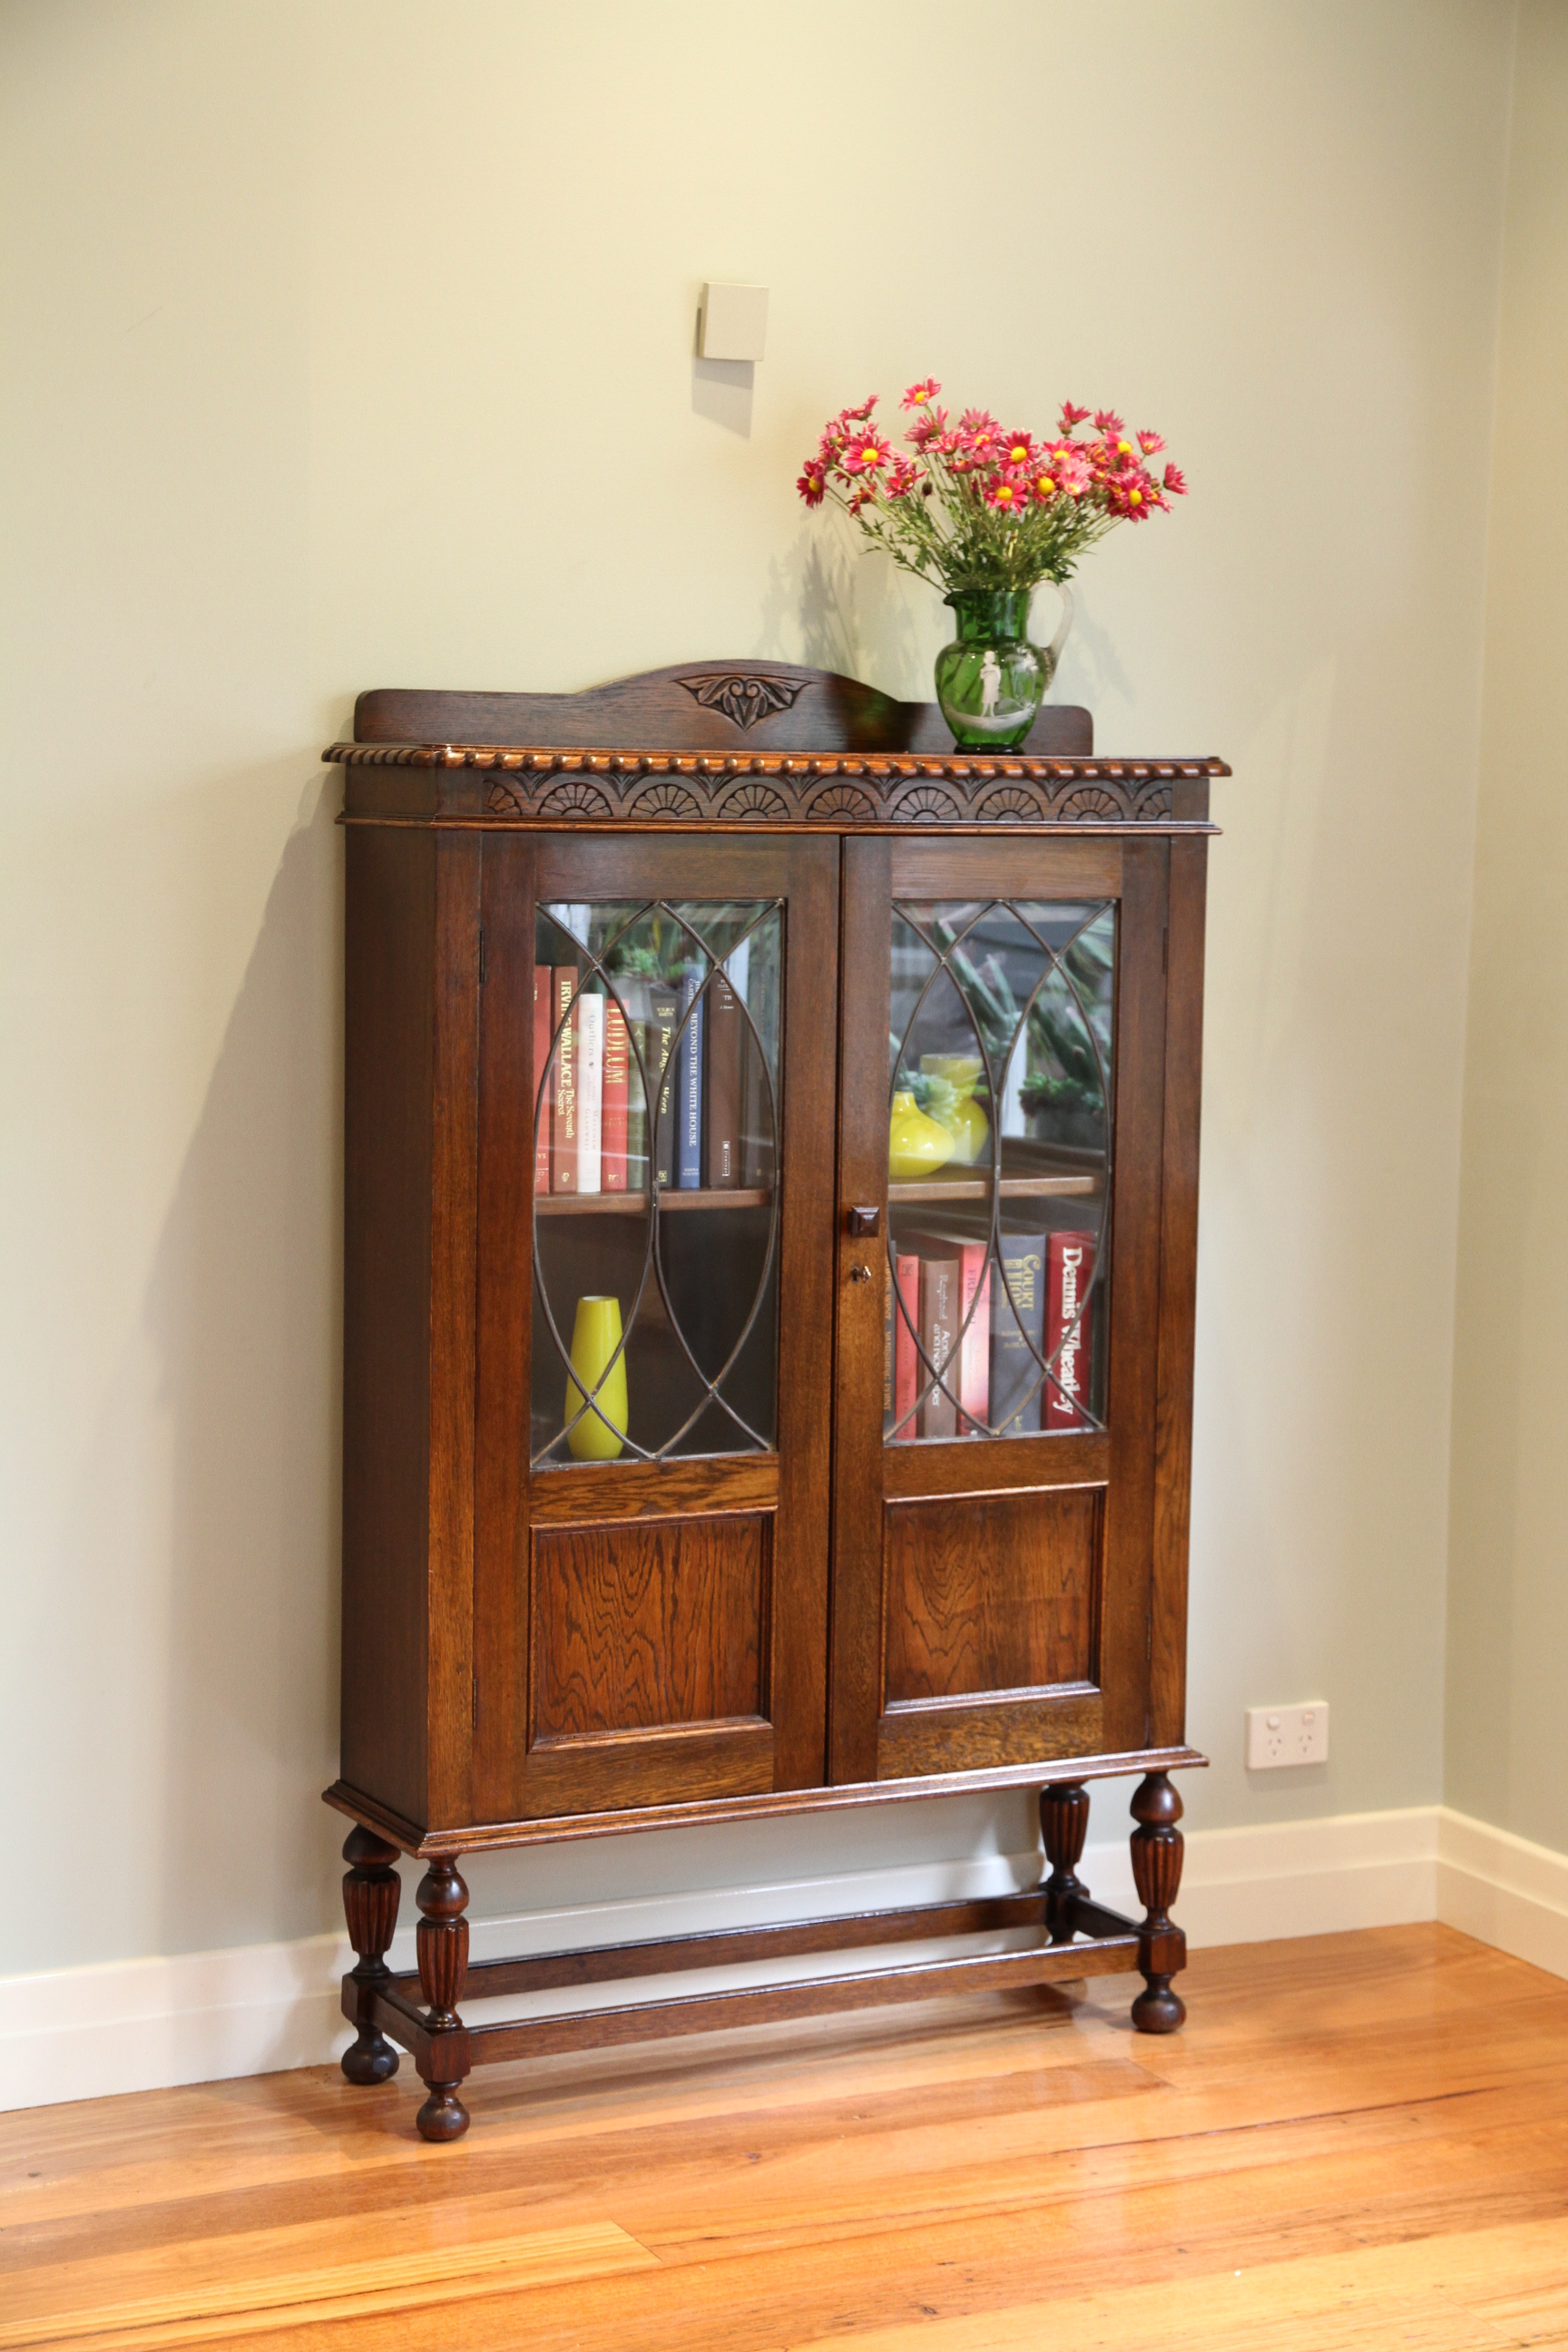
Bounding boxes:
[3,1805,1563,2115]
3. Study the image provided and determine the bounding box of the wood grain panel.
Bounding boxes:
[1150,834,1208,1749]
[883,1488,1103,1708]
[881,1430,1109,1500]
[529,1514,770,1743]
[519,1722,775,1817]
[340,827,434,1828]
[877,1689,1103,1778]
[528,1457,779,1523]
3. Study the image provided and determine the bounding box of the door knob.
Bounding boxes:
[848,1205,881,1238]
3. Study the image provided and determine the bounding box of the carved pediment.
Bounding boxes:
[676,672,805,732]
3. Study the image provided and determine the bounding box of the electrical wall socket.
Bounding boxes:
[1246,1702,1328,1769]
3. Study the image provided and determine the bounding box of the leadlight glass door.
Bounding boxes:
[829,834,1172,1788]
[471,833,840,1826]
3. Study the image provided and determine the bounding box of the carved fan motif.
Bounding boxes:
[628,779,702,818]
[890,784,963,824]
[678,673,806,731]
[485,778,526,818]
[1058,785,1125,820]
[538,778,614,818]
[715,779,791,820]
[974,784,1042,823]
[803,781,875,818]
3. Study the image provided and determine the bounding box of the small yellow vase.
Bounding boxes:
[920,1054,990,1167]
[565,1295,628,1461]
[888,1090,956,1184]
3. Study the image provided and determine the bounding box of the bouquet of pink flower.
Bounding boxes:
[797,380,1186,593]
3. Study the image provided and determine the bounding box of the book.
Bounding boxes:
[907,1229,991,1436]
[550,965,578,1194]
[647,987,679,1189]
[884,1249,919,1436]
[706,967,742,1188]
[575,990,603,1196]
[533,966,553,1191]
[601,999,630,1191]
[626,1020,650,1192]
[675,965,704,1190]
[917,1251,962,1439]
[991,1233,1047,1436]
[1044,1230,1096,1428]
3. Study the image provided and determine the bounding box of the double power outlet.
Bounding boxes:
[1246,1702,1329,1769]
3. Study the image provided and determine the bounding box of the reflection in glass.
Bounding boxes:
[531,899,783,1468]
[885,901,1114,1444]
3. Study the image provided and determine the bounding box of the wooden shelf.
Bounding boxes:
[534,1187,770,1216]
[887,1174,1099,1203]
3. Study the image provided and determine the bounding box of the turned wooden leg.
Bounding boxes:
[415,1857,471,2141]
[1040,1782,1091,1944]
[1130,1772,1187,2034]
[340,1827,401,2085]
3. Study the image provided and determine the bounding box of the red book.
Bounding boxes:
[550,965,578,1194]
[533,968,553,1191]
[884,1250,919,1436]
[1044,1231,1096,1428]
[601,1001,630,1191]
[908,1230,990,1436]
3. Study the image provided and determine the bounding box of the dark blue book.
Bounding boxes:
[991,1233,1047,1435]
[676,965,704,1189]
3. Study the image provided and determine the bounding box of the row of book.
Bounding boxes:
[885,1230,1096,1437]
[534,965,763,1196]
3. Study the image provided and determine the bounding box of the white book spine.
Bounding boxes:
[576,993,603,1194]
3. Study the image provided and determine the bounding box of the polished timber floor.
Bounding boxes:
[6,1926,1568,2349]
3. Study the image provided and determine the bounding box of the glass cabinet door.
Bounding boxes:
[471,833,839,1828]
[530,897,784,1469]
[830,834,1171,1789]
[886,897,1113,1444]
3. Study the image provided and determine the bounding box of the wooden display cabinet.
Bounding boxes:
[327,662,1226,2140]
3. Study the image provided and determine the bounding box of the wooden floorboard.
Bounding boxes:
[5,1926,1568,2347]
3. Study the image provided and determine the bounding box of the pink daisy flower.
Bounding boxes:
[901,377,942,409]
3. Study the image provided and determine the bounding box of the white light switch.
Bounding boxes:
[699,283,769,363]
[1246,1702,1329,1769]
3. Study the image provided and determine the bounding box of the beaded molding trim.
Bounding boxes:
[326,744,1228,827]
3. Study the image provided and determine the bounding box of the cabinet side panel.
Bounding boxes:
[426,833,482,1826]
[1150,836,1207,1746]
[341,828,435,1824]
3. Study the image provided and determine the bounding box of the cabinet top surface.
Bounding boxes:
[328,664,1228,833]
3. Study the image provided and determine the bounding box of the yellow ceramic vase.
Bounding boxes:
[888,1090,956,1183]
[920,1054,990,1166]
[565,1294,628,1461]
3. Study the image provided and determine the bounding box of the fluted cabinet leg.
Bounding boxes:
[1129,1773,1187,2034]
[415,1857,471,2141]
[340,1828,401,2085]
[1040,1783,1091,1944]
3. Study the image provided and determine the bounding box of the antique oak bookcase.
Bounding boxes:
[327,662,1225,2140]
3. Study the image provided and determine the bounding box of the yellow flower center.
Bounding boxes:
[1038,475,1055,494]
[1010,446,1028,462]
[1129,489,1142,504]
[865,445,883,465]
[995,485,1014,502]
[1118,439,1132,454]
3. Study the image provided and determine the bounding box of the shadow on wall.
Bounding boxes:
[143,766,344,1955]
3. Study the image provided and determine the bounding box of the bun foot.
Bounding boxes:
[416,2086,470,2141]
[341,2026,399,2085]
[1132,1975,1187,2034]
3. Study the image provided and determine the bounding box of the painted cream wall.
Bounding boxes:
[0,0,1514,1978]
[1446,0,1568,1852]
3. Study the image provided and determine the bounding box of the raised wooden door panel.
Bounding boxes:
[828,834,1171,1786]
[473,831,839,1825]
